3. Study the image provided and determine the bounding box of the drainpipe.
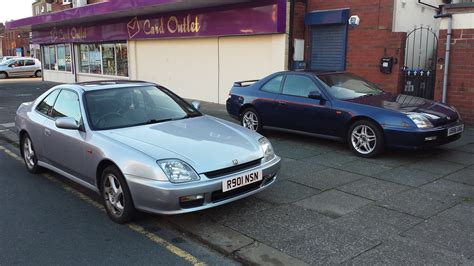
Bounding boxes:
[288,0,295,70]
[434,13,453,104]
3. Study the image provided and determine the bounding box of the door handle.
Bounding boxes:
[278,101,287,106]
[44,128,51,136]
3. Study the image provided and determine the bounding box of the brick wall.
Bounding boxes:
[293,0,406,93]
[435,29,474,124]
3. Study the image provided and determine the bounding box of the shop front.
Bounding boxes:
[7,0,288,103]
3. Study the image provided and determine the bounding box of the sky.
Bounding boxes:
[0,0,34,23]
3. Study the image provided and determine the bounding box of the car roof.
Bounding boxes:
[272,70,347,77]
[73,80,157,91]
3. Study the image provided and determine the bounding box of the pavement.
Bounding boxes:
[1,79,474,265]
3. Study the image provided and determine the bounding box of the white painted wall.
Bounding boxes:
[392,0,442,33]
[43,70,75,83]
[440,13,474,30]
[130,34,288,104]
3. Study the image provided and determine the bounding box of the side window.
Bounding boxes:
[51,90,82,123]
[282,75,320,98]
[16,60,25,67]
[36,90,60,116]
[261,75,283,94]
[26,60,35,66]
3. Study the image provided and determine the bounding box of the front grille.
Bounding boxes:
[204,158,262,179]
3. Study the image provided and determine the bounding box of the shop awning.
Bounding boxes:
[6,0,252,30]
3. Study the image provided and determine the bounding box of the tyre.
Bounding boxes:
[34,70,42,78]
[240,108,263,133]
[101,166,136,224]
[0,72,7,79]
[21,134,42,174]
[348,120,384,158]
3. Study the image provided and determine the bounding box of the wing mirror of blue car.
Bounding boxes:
[55,117,80,130]
[308,91,326,101]
[191,101,201,111]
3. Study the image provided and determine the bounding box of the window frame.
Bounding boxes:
[78,42,128,77]
[42,44,73,73]
[35,89,61,119]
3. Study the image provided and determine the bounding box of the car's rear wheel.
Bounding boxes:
[348,120,384,158]
[240,108,263,133]
[101,166,136,224]
[0,72,7,79]
[21,134,41,174]
[34,70,42,78]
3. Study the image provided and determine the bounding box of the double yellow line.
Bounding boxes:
[0,145,206,266]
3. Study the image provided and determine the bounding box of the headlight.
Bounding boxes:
[452,106,462,120]
[407,113,433,129]
[157,159,200,183]
[259,137,275,162]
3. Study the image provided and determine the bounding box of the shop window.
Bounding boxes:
[102,44,116,76]
[79,44,90,73]
[42,44,72,72]
[116,43,128,77]
[78,42,128,77]
[89,44,102,74]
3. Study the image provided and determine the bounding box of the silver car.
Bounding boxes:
[0,57,42,79]
[16,81,281,223]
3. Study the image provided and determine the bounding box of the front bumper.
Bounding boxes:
[126,156,281,215]
[384,120,464,149]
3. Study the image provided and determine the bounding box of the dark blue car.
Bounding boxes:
[226,71,464,157]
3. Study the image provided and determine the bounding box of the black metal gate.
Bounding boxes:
[402,26,438,99]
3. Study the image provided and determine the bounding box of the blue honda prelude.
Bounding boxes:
[226,71,464,158]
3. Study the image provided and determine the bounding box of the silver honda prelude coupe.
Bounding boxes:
[15,81,281,223]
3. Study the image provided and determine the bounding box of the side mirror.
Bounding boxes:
[55,117,80,130]
[191,101,201,111]
[308,91,326,101]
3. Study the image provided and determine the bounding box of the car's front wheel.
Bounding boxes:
[348,120,384,158]
[35,70,42,78]
[240,108,263,133]
[101,166,136,224]
[21,134,41,174]
[0,72,7,79]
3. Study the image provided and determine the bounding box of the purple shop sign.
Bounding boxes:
[32,2,285,44]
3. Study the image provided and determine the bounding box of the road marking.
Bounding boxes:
[0,145,206,266]
[0,123,15,128]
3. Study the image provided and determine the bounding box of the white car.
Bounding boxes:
[0,57,42,79]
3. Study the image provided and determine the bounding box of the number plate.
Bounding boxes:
[447,124,464,136]
[222,170,263,192]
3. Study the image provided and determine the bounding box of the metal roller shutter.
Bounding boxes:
[310,24,347,71]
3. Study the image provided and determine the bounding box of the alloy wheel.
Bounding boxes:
[103,174,125,217]
[23,137,36,170]
[351,125,377,155]
[242,111,259,131]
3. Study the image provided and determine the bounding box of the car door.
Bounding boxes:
[254,75,285,128]
[24,59,36,76]
[7,59,23,77]
[41,89,90,183]
[278,74,335,136]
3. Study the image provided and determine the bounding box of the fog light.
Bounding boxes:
[180,194,204,202]
[425,136,437,141]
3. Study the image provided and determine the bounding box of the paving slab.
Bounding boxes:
[294,190,373,218]
[278,159,328,181]
[254,180,321,204]
[407,158,466,176]
[339,160,394,176]
[275,223,381,265]
[444,167,474,186]
[304,152,359,168]
[378,189,461,219]
[344,237,468,265]
[338,178,410,201]
[421,179,474,198]
[291,168,364,191]
[374,167,443,187]
[434,150,474,165]
[436,200,474,226]
[235,241,309,266]
[453,143,474,154]
[328,205,422,240]
[276,146,323,160]
[223,204,331,246]
[403,216,474,258]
